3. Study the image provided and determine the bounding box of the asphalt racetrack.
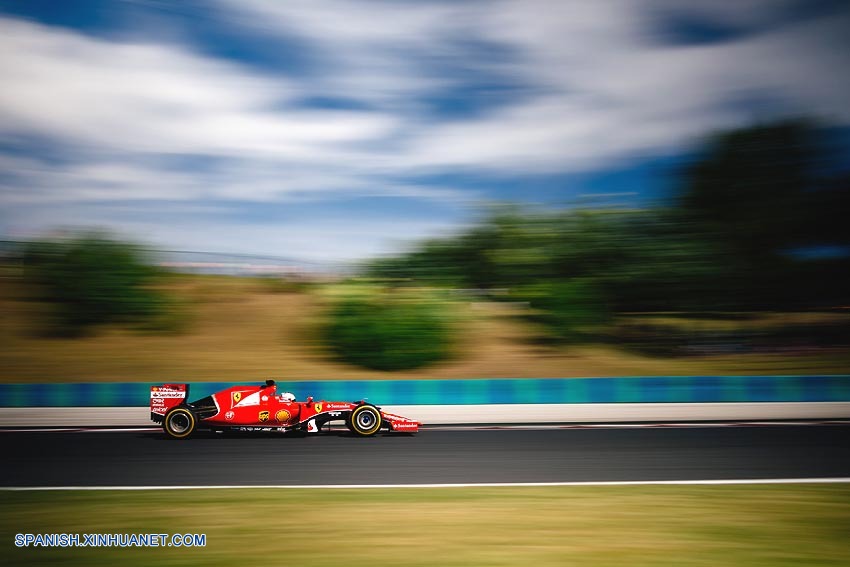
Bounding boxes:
[3,425,850,487]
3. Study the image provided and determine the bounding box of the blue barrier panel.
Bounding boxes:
[1,376,849,407]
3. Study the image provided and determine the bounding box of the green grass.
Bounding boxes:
[2,486,849,566]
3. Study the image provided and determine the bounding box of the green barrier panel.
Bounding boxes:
[0,376,848,407]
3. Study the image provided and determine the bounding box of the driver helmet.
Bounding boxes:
[279,392,296,402]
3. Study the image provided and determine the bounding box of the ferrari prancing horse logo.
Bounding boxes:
[232,391,242,406]
[314,403,323,413]
[258,410,270,422]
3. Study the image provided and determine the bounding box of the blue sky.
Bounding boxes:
[1,0,849,263]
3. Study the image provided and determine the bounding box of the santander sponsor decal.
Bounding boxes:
[150,385,186,415]
[150,386,185,400]
[150,391,186,399]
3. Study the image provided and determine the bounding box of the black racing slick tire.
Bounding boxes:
[163,407,197,439]
[347,404,382,436]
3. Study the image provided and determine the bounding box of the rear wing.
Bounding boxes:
[150,384,188,422]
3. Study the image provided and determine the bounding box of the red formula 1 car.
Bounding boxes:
[150,380,420,439]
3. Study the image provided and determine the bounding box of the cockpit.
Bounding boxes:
[262,379,296,403]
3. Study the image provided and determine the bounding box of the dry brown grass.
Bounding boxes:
[1,273,849,383]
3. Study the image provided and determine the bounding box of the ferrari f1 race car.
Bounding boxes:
[150,380,420,439]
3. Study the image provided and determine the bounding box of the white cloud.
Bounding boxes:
[394,2,850,172]
[221,0,467,103]
[219,0,850,175]
[1,1,849,259]
[0,17,396,159]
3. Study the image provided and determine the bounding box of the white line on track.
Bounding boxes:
[3,478,850,491]
[423,420,850,430]
[0,427,157,433]
[0,428,84,433]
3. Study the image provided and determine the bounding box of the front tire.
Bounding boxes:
[164,407,197,439]
[347,405,382,436]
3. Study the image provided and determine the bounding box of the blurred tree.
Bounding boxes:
[516,278,610,340]
[677,120,850,308]
[365,119,849,317]
[23,234,166,335]
[324,290,452,370]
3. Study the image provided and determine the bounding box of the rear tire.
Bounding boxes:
[164,407,196,439]
[347,405,382,436]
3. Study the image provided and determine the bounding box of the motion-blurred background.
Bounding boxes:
[1,0,849,381]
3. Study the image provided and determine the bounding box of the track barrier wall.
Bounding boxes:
[2,376,849,408]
